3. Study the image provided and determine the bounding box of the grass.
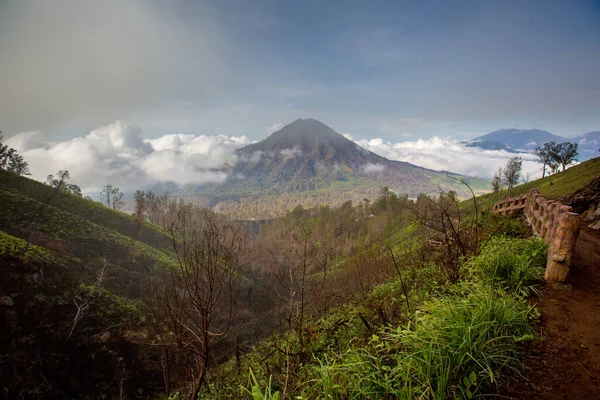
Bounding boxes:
[463,157,600,212]
[0,170,176,300]
[0,170,171,251]
[300,284,533,400]
[466,236,547,297]
[0,230,64,265]
[202,233,543,400]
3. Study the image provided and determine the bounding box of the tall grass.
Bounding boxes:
[467,236,547,296]
[305,284,533,399]
[237,237,543,399]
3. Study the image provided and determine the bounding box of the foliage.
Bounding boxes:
[46,170,83,196]
[535,141,579,176]
[243,369,281,400]
[302,284,533,399]
[0,133,30,175]
[462,157,600,212]
[466,236,547,296]
[554,142,579,171]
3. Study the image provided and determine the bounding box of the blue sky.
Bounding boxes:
[1,0,599,141]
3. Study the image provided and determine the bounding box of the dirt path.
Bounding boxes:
[508,227,600,399]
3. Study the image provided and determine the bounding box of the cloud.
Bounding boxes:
[0,1,228,135]
[279,147,303,161]
[267,123,284,134]
[361,163,385,174]
[6,121,250,192]
[355,136,541,179]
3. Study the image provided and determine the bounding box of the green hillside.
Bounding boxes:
[0,170,174,296]
[0,157,597,399]
[464,157,600,212]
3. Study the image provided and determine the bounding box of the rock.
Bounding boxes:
[0,296,14,307]
[589,220,600,230]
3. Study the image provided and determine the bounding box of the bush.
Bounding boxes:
[306,284,533,399]
[467,237,547,296]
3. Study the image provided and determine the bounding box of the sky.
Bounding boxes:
[1,0,599,191]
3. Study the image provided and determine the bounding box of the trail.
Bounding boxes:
[508,227,600,399]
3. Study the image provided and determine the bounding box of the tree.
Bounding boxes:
[147,213,248,399]
[99,184,125,210]
[0,133,30,176]
[502,156,522,194]
[134,190,146,220]
[46,170,82,196]
[534,141,559,178]
[491,168,502,194]
[554,142,578,171]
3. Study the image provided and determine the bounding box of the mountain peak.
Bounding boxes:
[240,118,352,157]
[269,118,340,141]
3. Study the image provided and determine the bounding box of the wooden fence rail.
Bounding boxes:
[493,189,580,283]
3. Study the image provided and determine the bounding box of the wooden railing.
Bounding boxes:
[493,189,581,283]
[492,194,527,215]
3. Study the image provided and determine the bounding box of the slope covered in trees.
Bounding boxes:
[0,158,598,398]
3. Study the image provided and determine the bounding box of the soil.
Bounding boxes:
[505,226,600,399]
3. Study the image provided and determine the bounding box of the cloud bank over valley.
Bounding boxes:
[356,137,540,179]
[6,122,250,192]
[7,122,544,194]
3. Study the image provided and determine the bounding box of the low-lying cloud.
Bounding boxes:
[7,124,547,195]
[361,163,386,174]
[6,121,250,193]
[355,137,541,179]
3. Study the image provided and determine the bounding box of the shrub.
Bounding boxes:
[305,284,533,399]
[467,237,547,296]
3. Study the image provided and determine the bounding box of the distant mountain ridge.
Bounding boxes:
[466,128,598,160]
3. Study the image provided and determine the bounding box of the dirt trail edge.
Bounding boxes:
[507,226,600,399]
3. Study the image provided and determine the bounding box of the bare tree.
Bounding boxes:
[502,156,522,195]
[268,228,331,352]
[99,184,125,210]
[147,212,248,399]
[67,258,108,339]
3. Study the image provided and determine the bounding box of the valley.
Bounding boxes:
[1,152,599,399]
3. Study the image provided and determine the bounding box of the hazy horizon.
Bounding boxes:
[1,0,599,190]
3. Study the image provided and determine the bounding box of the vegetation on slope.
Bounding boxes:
[0,154,595,399]
[467,157,600,211]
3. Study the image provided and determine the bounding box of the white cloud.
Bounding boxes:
[0,1,228,135]
[267,123,284,134]
[7,121,250,193]
[279,147,303,161]
[355,136,541,179]
[361,163,385,174]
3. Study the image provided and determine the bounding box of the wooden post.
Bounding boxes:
[545,212,580,283]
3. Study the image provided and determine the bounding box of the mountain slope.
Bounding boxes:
[467,128,599,162]
[576,131,600,161]
[186,119,490,218]
[469,128,566,151]
[0,170,174,297]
